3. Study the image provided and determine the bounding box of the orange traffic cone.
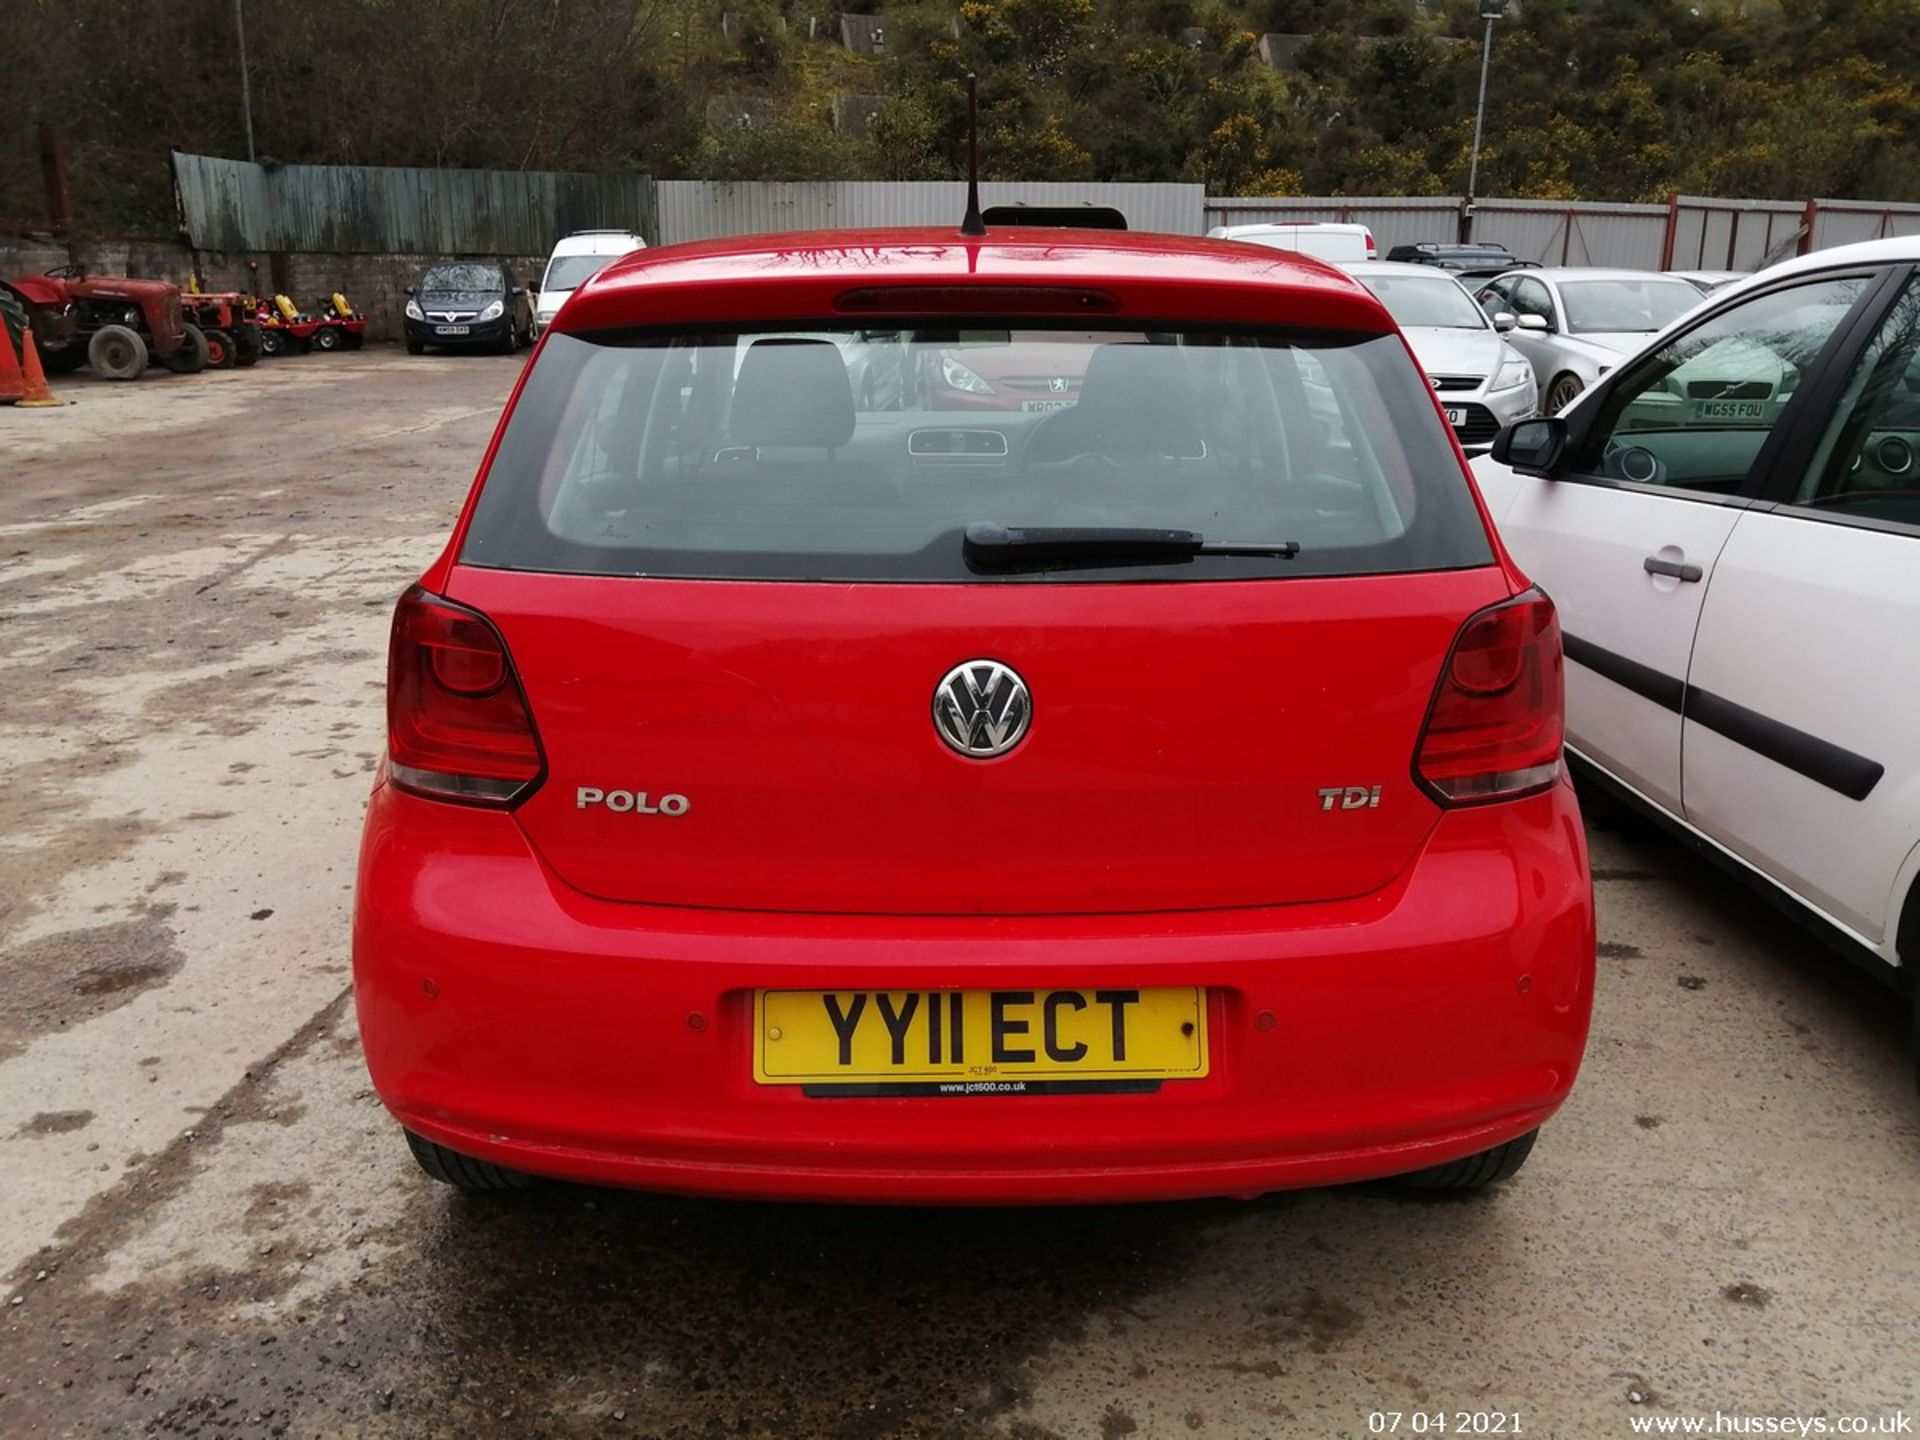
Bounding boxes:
[0,324,23,404]
[15,328,65,408]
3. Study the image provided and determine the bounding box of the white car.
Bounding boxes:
[1474,267,1706,415]
[1208,221,1377,264]
[1668,269,1749,295]
[534,229,647,338]
[1471,237,1920,1022]
[1342,260,1537,450]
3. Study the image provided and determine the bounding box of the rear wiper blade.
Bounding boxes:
[963,522,1299,567]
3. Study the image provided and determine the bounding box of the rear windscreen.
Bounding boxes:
[460,325,1493,582]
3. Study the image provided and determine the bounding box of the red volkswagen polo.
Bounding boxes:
[353,224,1594,1203]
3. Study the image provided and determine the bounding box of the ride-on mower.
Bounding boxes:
[239,264,365,356]
[311,292,366,351]
[1,265,209,379]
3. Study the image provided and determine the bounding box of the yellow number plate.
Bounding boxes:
[753,987,1208,1092]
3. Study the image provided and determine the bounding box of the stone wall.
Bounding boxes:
[2,236,544,344]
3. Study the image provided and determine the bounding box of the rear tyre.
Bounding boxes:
[1544,373,1584,416]
[1897,883,1920,1092]
[312,324,343,352]
[404,1129,542,1191]
[234,323,262,366]
[406,336,426,356]
[203,328,237,369]
[88,323,149,381]
[1395,1129,1538,1191]
[160,324,211,374]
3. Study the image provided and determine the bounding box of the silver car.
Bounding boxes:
[1473,267,1704,415]
[1342,260,1537,450]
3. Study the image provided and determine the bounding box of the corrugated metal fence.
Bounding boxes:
[173,152,655,255]
[654,181,1204,242]
[1809,198,1920,250]
[1206,192,1920,270]
[1473,199,1669,268]
[1666,195,1808,272]
[172,151,1920,274]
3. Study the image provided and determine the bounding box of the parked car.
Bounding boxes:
[354,227,1594,1203]
[1387,242,1531,279]
[1667,269,1749,295]
[403,261,534,355]
[1341,260,1537,449]
[1472,238,1920,1039]
[1207,221,1377,263]
[842,329,913,410]
[1475,267,1706,415]
[533,230,646,338]
[910,328,1147,411]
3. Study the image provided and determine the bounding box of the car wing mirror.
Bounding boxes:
[403,285,415,296]
[1491,311,1518,332]
[1515,313,1551,333]
[1490,417,1568,476]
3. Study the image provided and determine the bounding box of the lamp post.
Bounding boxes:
[1462,0,1504,242]
[234,0,257,160]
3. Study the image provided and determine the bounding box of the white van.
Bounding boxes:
[534,230,648,337]
[1207,221,1378,264]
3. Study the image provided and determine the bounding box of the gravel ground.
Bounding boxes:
[1,352,1915,1439]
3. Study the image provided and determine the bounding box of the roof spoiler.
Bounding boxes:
[980,203,1129,231]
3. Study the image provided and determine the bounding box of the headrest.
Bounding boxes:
[731,339,856,449]
[1073,343,1203,457]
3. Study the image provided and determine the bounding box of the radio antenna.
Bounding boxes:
[959,74,985,237]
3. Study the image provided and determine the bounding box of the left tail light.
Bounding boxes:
[386,586,544,806]
[1415,588,1564,805]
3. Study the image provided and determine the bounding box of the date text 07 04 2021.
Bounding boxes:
[1369,1413,1524,1436]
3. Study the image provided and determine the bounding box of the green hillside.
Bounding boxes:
[6,0,1920,232]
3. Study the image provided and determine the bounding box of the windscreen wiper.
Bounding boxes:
[963,522,1300,567]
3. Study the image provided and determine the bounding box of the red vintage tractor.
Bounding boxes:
[0,265,209,380]
[182,288,263,369]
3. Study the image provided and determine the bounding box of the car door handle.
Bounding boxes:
[1643,555,1704,583]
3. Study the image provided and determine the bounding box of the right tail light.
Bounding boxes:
[1415,588,1564,805]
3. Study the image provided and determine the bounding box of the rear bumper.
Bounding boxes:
[353,780,1594,1203]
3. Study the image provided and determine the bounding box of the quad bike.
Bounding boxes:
[182,279,263,369]
[1,265,209,380]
